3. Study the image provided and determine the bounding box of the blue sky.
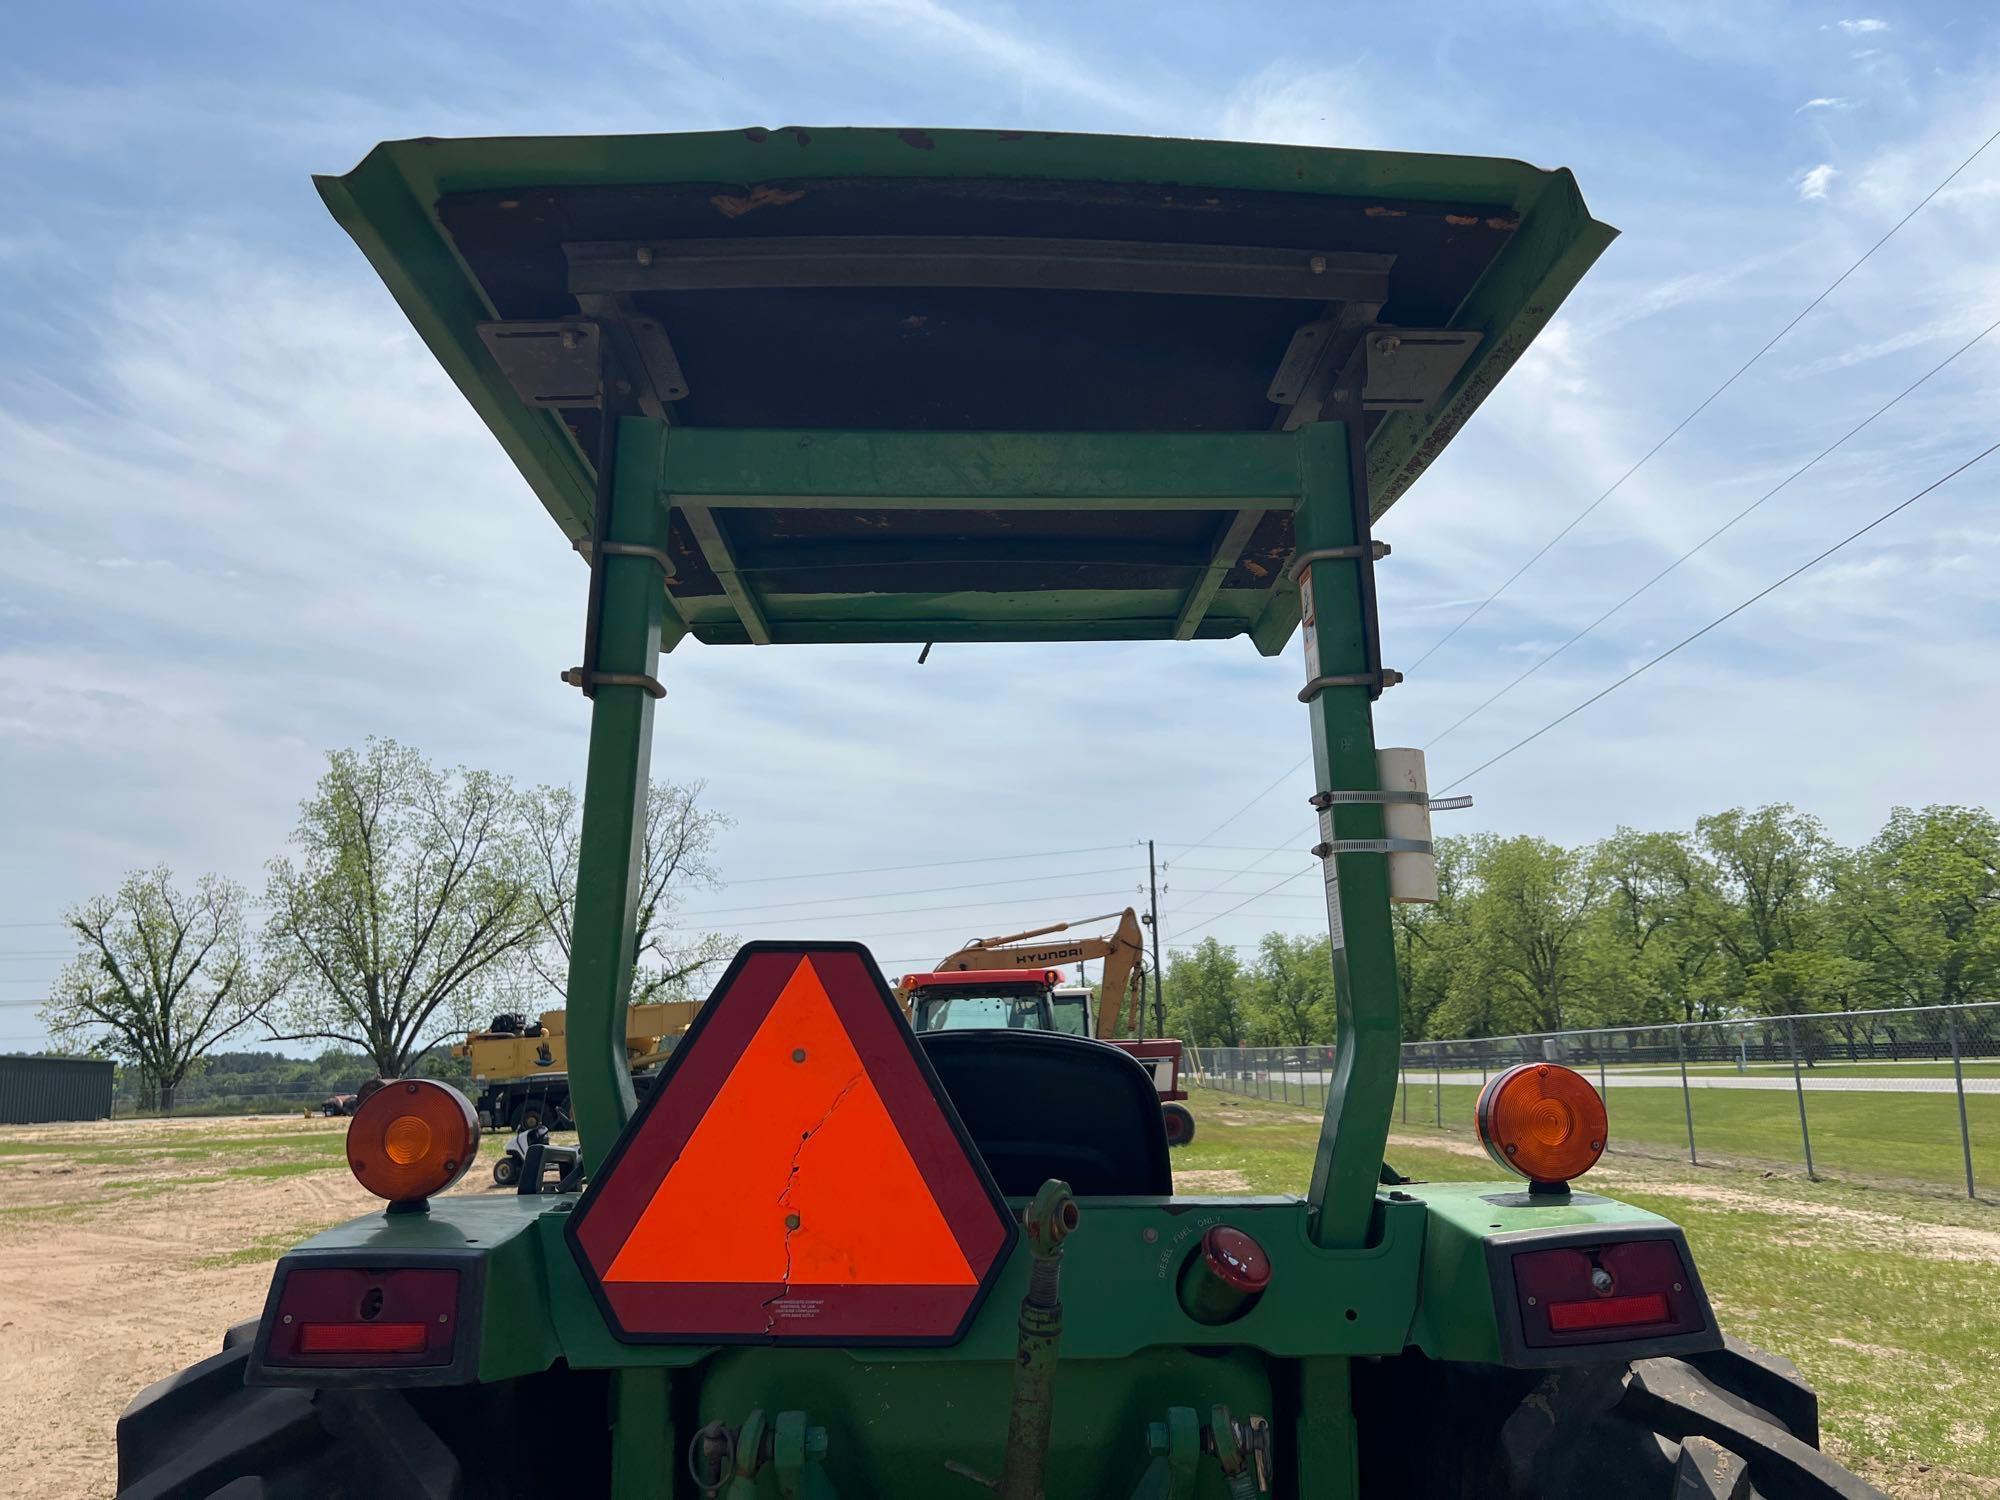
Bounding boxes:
[4,2,1999,1047]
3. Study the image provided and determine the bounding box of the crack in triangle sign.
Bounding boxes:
[567,942,1017,1344]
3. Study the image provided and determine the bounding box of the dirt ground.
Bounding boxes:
[0,1114,496,1500]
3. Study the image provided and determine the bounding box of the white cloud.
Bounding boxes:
[1835,17,1890,34]
[1794,162,1839,199]
[1213,62,1389,152]
[779,0,1164,119]
[1796,96,1854,112]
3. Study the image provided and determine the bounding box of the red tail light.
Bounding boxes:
[1546,1291,1672,1333]
[263,1267,460,1369]
[298,1321,429,1354]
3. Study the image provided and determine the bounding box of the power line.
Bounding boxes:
[1171,863,1318,943]
[713,844,1136,887]
[1168,763,1311,864]
[1424,311,2000,751]
[1159,847,1298,925]
[685,898,1141,951]
[690,887,1139,933]
[1438,436,2000,792]
[675,865,1135,920]
[1409,119,2000,673]
[1169,863,1324,879]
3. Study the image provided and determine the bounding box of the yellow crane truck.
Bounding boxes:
[454,1000,701,1131]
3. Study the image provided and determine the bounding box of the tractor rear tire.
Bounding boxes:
[118,1332,611,1499]
[1162,1103,1196,1147]
[1496,1336,1885,1499]
[115,1342,460,1499]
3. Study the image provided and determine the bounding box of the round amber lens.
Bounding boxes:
[346,1078,480,1203]
[1527,1096,1574,1145]
[1474,1063,1607,1184]
[383,1114,433,1166]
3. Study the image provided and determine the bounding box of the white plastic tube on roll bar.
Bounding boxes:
[1377,747,1438,905]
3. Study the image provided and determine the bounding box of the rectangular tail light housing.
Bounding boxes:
[1512,1239,1705,1350]
[262,1267,460,1370]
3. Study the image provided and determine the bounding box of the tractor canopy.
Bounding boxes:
[317,128,1613,653]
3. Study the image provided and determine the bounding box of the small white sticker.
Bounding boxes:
[1318,807,1346,952]
[1299,564,1320,680]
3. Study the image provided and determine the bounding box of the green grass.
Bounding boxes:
[1182,1089,2000,1492]
[1209,1073,1997,1197]
[193,1226,330,1270]
[224,1160,330,1181]
[0,1125,348,1168]
[1632,1061,2000,1080]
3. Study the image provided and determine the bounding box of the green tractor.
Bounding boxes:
[115,128,1884,1499]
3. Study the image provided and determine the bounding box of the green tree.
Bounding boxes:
[1161,937,1247,1047]
[1438,836,1604,1036]
[264,739,541,1076]
[1394,834,1474,1039]
[1693,805,1830,975]
[1840,805,2000,1009]
[42,868,279,1113]
[1588,828,1725,1024]
[1246,931,1331,1044]
[520,778,735,1006]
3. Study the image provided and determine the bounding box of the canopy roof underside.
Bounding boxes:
[317,127,1613,651]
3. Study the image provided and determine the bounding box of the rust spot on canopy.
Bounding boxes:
[898,130,938,150]
[711,184,808,219]
[1444,213,1479,227]
[1364,205,1408,218]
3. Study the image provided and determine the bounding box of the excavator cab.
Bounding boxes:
[1048,986,1093,1036]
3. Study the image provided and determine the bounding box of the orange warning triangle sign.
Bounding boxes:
[605,956,976,1288]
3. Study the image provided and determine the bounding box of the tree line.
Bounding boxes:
[39,739,730,1111]
[1158,804,2000,1047]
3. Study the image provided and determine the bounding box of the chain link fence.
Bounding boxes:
[1185,1001,2000,1200]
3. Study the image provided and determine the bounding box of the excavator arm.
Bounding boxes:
[931,908,1149,1040]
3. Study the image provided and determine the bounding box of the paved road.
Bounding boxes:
[1199,1067,2000,1096]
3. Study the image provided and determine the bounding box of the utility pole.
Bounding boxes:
[1146,839,1166,1038]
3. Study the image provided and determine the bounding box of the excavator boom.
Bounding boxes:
[932,908,1148,1039]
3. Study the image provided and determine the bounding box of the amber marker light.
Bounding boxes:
[347,1078,479,1207]
[1474,1062,1607,1189]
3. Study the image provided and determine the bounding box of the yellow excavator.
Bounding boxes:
[903,908,1196,1145]
[926,908,1149,1039]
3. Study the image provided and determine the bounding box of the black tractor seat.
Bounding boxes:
[917,1029,1171,1197]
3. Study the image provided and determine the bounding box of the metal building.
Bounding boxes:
[0,1055,116,1125]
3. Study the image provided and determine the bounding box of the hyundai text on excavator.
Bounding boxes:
[116,127,1883,1499]
[903,908,1197,1143]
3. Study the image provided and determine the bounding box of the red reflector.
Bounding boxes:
[1547,1291,1672,1333]
[297,1321,428,1354]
